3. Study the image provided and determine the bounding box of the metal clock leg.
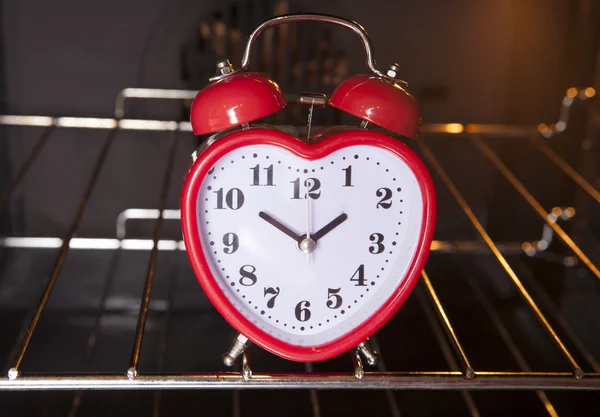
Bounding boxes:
[241,350,252,381]
[351,349,365,380]
[356,339,378,366]
[223,333,252,367]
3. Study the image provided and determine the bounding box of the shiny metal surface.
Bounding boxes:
[522,206,577,264]
[242,350,252,381]
[128,131,179,377]
[532,136,600,205]
[356,340,378,366]
[420,271,474,379]
[415,286,480,417]
[297,93,328,108]
[116,209,181,239]
[538,87,595,138]
[1,82,591,136]
[351,349,364,379]
[223,334,251,367]
[464,271,559,417]
[0,373,599,390]
[114,88,198,119]
[211,14,390,82]
[0,117,574,136]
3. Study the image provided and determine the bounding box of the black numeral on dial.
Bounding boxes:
[222,233,239,254]
[239,265,257,286]
[250,164,274,186]
[350,264,366,286]
[295,300,311,322]
[326,288,343,309]
[264,287,280,308]
[376,187,392,209]
[215,188,245,210]
[342,165,353,187]
[369,233,385,254]
[291,178,321,199]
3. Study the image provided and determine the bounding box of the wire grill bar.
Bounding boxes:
[463,272,559,417]
[0,115,550,136]
[419,272,474,379]
[415,286,480,417]
[472,135,600,281]
[128,131,179,378]
[6,129,118,380]
[419,140,584,378]
[530,136,600,205]
[0,373,598,390]
[517,266,600,372]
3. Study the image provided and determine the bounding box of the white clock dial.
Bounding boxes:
[197,144,423,346]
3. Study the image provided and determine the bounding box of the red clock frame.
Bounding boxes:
[181,127,436,362]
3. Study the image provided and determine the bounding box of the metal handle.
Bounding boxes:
[211,13,387,81]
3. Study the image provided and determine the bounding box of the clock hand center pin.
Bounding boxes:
[298,235,317,255]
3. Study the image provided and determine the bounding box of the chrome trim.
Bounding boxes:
[210,14,391,82]
[0,373,598,390]
[115,88,198,119]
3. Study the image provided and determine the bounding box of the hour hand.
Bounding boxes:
[259,211,302,243]
[312,213,348,241]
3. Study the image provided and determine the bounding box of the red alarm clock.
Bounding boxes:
[181,14,436,364]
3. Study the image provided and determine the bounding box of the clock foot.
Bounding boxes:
[357,339,379,366]
[222,333,251,367]
[351,349,365,379]
[242,350,252,381]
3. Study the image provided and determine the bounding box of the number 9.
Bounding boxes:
[223,232,239,254]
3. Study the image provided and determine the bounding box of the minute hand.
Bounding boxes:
[312,213,348,242]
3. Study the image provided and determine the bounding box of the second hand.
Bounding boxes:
[306,187,311,264]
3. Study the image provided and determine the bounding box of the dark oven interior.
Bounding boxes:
[1,1,600,416]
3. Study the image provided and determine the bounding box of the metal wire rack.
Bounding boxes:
[0,86,599,416]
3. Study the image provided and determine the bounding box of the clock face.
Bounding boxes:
[181,128,435,361]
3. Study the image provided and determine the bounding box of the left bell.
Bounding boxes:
[190,60,286,135]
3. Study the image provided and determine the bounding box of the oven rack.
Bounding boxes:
[0,87,599,403]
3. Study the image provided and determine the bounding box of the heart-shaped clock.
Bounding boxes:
[181,127,436,362]
[181,13,436,363]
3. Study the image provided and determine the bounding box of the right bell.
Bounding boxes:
[330,64,421,139]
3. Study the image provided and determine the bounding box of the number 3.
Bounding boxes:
[369,233,385,254]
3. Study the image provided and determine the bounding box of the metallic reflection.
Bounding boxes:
[0,115,54,126]
[115,88,198,119]
[0,372,598,390]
